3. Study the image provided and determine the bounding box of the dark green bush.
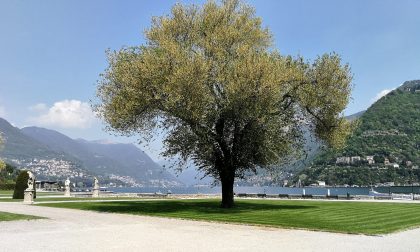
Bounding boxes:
[13,171,29,199]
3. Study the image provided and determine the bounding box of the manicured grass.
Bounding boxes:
[0,190,13,196]
[33,197,144,202]
[0,190,63,197]
[0,196,146,202]
[0,211,41,222]
[37,192,65,196]
[39,199,420,235]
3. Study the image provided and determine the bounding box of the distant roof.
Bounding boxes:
[35,181,58,184]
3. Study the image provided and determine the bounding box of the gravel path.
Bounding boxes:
[0,202,419,252]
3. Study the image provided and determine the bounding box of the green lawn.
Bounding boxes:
[0,196,146,202]
[39,199,420,235]
[0,211,41,222]
[0,190,13,196]
[0,190,64,197]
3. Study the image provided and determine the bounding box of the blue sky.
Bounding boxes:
[0,0,419,161]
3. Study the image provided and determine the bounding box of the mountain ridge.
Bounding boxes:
[0,118,182,186]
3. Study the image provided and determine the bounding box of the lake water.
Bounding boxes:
[112,186,420,196]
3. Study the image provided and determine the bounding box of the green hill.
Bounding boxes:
[296,80,420,186]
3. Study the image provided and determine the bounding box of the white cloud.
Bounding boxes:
[371,88,393,103]
[29,100,96,129]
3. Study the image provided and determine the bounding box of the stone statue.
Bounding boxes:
[27,171,35,189]
[93,177,99,189]
[65,178,70,188]
[24,171,35,204]
[92,177,99,198]
[64,178,71,197]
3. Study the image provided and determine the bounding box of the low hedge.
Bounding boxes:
[0,183,15,190]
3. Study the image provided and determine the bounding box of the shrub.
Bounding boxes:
[12,171,36,199]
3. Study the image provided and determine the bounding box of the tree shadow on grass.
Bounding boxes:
[82,200,318,215]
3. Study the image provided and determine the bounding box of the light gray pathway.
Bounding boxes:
[0,202,419,252]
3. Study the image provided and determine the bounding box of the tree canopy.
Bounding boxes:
[94,0,353,207]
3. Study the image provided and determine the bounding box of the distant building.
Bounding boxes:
[336,156,350,164]
[383,182,395,186]
[366,156,375,165]
[384,158,390,166]
[406,161,413,167]
[393,164,399,168]
[35,180,59,191]
[318,181,326,187]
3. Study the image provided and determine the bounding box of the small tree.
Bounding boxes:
[94,0,353,208]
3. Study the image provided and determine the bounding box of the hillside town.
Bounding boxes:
[335,155,418,169]
[7,158,87,179]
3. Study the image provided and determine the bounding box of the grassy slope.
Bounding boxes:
[0,211,41,222]
[40,199,420,235]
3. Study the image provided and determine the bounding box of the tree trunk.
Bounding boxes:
[220,170,235,208]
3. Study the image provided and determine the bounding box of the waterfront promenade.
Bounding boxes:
[1,202,419,252]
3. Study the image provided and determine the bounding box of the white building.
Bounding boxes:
[336,157,350,164]
[366,156,375,165]
[318,181,326,187]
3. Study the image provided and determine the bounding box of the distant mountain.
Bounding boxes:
[158,160,214,186]
[398,79,420,92]
[296,80,420,186]
[21,127,125,177]
[346,110,366,121]
[76,139,180,185]
[0,118,76,162]
[0,118,182,186]
[0,118,88,181]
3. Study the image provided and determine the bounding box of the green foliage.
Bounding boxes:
[0,163,18,184]
[41,199,420,234]
[12,170,29,199]
[298,82,420,185]
[94,0,352,207]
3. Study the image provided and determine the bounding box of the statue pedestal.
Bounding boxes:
[92,187,99,198]
[24,189,34,204]
[64,189,71,197]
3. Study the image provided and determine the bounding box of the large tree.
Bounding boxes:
[94,0,353,208]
